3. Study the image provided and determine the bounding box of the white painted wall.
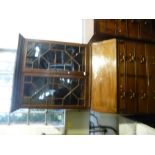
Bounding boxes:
[90,111,118,135]
[0,19,83,49]
[0,1,83,49]
[119,116,136,135]
[119,116,155,135]
[65,110,90,135]
[82,19,94,44]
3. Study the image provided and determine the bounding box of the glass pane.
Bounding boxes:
[52,44,65,50]
[25,41,86,72]
[29,109,45,124]
[47,110,64,125]
[23,76,85,106]
[0,112,9,124]
[26,41,50,68]
[9,109,28,124]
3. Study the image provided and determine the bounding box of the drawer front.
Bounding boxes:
[148,77,155,113]
[95,19,116,35]
[126,41,136,75]
[116,19,127,37]
[137,77,148,113]
[147,44,155,77]
[128,19,139,39]
[118,40,126,75]
[126,76,137,113]
[105,19,116,35]
[139,19,153,40]
[136,43,147,76]
[118,76,126,113]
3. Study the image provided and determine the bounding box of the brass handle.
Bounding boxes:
[120,91,125,99]
[131,19,135,23]
[153,90,155,100]
[129,89,135,100]
[140,92,146,100]
[152,57,155,65]
[144,20,148,25]
[120,54,125,62]
[128,53,135,63]
[140,55,145,64]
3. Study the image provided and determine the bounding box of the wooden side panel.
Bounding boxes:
[91,39,117,113]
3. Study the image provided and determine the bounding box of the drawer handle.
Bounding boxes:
[128,53,135,62]
[144,20,148,25]
[140,55,145,64]
[120,54,125,62]
[120,91,125,99]
[119,19,125,22]
[129,89,135,100]
[131,19,135,23]
[140,93,147,100]
[152,57,155,65]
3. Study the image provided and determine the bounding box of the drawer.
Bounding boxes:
[116,19,127,37]
[127,19,139,39]
[139,19,153,40]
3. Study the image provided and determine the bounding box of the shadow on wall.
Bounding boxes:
[119,116,155,135]
[90,111,118,135]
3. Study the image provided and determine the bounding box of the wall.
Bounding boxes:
[65,110,90,135]
[119,116,155,135]
[90,111,118,135]
[82,19,94,44]
[119,116,136,135]
[0,125,64,135]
